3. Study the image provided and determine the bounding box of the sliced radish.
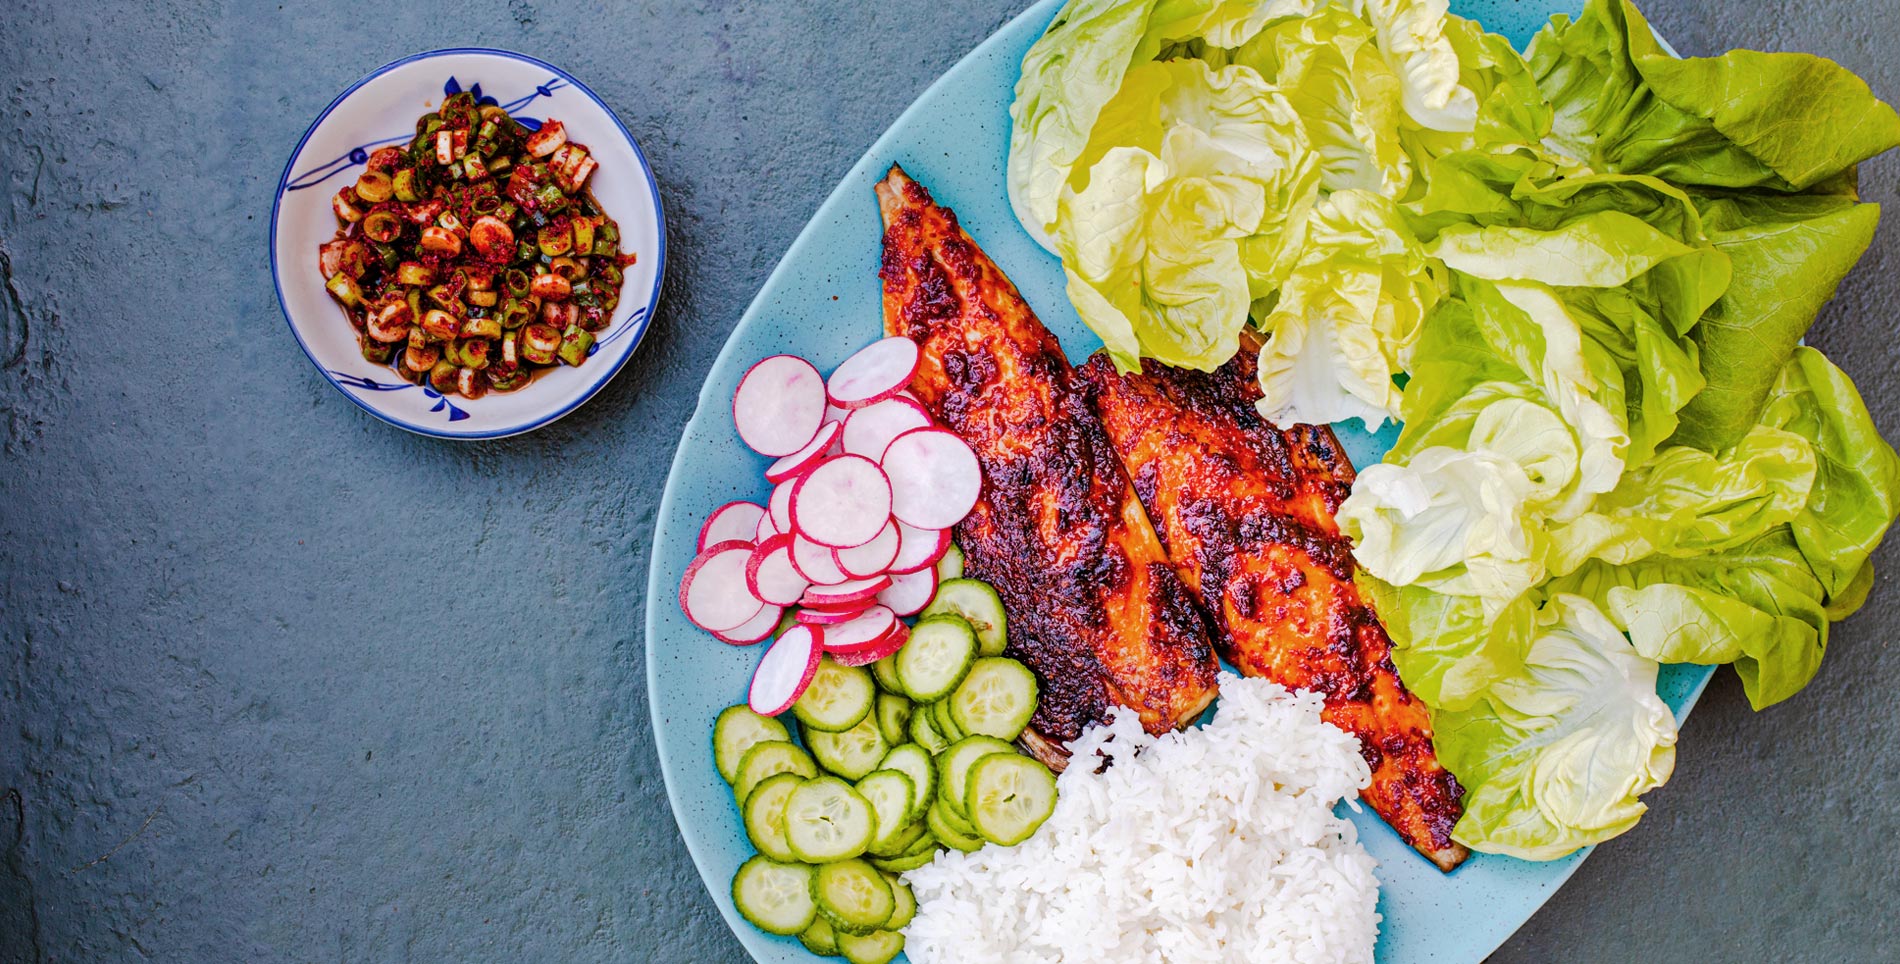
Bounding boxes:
[734,355,827,457]
[755,511,781,543]
[765,420,842,484]
[827,336,921,410]
[769,478,798,534]
[790,456,893,549]
[821,606,900,656]
[679,541,764,633]
[714,604,783,645]
[795,606,866,626]
[832,624,909,667]
[698,501,767,552]
[749,624,824,715]
[745,534,810,608]
[800,575,893,611]
[888,521,952,575]
[791,535,851,586]
[883,428,982,530]
[842,396,932,462]
[833,521,900,578]
[877,567,939,617]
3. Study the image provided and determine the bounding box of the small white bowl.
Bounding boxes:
[270,48,665,439]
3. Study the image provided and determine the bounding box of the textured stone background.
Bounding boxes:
[0,1,1894,961]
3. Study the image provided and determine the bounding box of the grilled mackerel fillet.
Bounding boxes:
[876,165,1219,764]
[1076,346,1469,871]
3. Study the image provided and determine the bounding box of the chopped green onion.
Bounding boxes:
[549,256,583,282]
[503,269,530,298]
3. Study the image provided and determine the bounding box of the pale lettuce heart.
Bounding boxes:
[1254,189,1433,427]
[1435,594,1678,861]
[1362,0,1478,132]
[1338,445,1546,602]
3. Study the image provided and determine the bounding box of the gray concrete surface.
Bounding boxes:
[0,1,1895,961]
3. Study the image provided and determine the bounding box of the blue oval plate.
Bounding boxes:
[646,2,1715,960]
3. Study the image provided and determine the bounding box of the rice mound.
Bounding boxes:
[903,673,1381,964]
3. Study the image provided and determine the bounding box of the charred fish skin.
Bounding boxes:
[875,165,1220,759]
[1076,348,1469,872]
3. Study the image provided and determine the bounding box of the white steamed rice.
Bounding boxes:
[903,672,1381,964]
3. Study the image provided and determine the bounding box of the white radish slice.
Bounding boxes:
[800,575,893,610]
[877,567,939,617]
[734,355,827,457]
[714,604,783,645]
[745,534,810,608]
[749,624,824,715]
[832,521,900,579]
[790,456,893,549]
[883,428,982,530]
[678,541,764,633]
[765,420,841,484]
[754,511,781,543]
[833,624,909,667]
[768,478,798,534]
[698,501,767,552]
[791,535,851,586]
[826,337,921,411]
[820,606,900,656]
[795,606,865,626]
[887,521,951,575]
[842,397,932,462]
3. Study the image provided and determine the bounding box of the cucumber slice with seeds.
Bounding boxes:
[965,752,1058,846]
[855,770,916,855]
[731,855,816,936]
[794,658,876,732]
[948,657,1038,741]
[836,928,905,964]
[784,776,875,863]
[936,735,1014,818]
[805,713,890,782]
[876,744,935,821]
[812,858,894,936]
[895,614,976,702]
[714,704,790,785]
[936,542,964,581]
[921,578,1006,657]
[733,741,818,807]
[874,692,911,746]
[799,917,839,957]
[741,772,804,863]
[927,798,985,853]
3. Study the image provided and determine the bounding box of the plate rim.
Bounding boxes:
[267,45,668,440]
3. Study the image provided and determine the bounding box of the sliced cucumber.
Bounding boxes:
[799,917,839,957]
[805,713,890,782]
[733,741,818,806]
[784,776,875,863]
[866,817,927,858]
[812,858,895,936]
[948,657,1039,740]
[871,654,904,695]
[927,798,985,853]
[836,928,905,964]
[875,744,935,821]
[882,873,916,930]
[871,848,938,873]
[714,704,790,785]
[931,698,966,743]
[932,790,979,837]
[936,735,1014,818]
[731,855,816,936]
[921,578,1006,657]
[855,770,916,855]
[936,542,964,581]
[908,704,948,754]
[741,772,804,863]
[965,753,1058,846]
[895,614,977,702]
[794,657,877,733]
[874,692,912,747]
[898,825,940,857]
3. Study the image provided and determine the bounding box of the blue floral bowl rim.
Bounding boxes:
[267,46,668,441]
